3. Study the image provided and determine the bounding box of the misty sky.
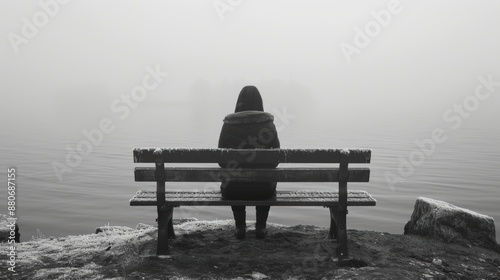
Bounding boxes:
[1,0,499,127]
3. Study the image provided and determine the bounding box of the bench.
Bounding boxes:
[130,148,375,260]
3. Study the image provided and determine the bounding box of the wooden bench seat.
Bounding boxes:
[130,189,376,207]
[130,148,374,260]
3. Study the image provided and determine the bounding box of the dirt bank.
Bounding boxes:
[1,219,499,279]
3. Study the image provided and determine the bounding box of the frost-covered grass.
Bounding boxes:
[5,220,272,279]
[2,220,289,279]
[2,218,498,279]
[5,224,157,279]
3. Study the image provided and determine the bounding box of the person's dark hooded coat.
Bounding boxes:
[218,86,280,200]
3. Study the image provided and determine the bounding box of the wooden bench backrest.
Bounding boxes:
[133,148,371,183]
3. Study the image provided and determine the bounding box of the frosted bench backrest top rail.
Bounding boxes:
[133,148,371,164]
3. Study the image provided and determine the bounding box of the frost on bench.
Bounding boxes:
[130,189,376,207]
[133,148,371,164]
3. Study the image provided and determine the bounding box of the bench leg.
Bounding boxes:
[336,204,348,260]
[336,167,349,260]
[157,203,173,255]
[328,207,337,239]
[168,206,176,239]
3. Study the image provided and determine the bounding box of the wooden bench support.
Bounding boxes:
[328,207,337,239]
[168,215,176,239]
[156,204,176,254]
[336,159,349,259]
[335,203,348,259]
[155,160,169,256]
[156,203,170,255]
[155,159,178,256]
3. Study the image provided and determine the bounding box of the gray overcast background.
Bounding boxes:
[1,1,500,239]
[1,0,499,125]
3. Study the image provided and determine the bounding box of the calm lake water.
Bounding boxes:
[1,103,499,242]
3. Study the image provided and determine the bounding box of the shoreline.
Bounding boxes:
[1,219,499,279]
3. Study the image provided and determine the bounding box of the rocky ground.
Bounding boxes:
[1,219,499,280]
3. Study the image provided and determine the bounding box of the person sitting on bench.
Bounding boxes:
[217,85,281,239]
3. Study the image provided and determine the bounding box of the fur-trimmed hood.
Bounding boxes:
[223,111,274,125]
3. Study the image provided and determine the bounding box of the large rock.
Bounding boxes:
[0,214,19,243]
[404,197,497,248]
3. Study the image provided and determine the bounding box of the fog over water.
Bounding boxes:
[1,1,499,241]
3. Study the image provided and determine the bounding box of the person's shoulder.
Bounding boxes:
[223,111,274,125]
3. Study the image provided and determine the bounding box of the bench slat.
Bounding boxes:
[129,190,376,207]
[133,148,371,164]
[127,190,371,198]
[134,167,370,182]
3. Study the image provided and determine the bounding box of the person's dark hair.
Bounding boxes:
[235,85,264,112]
